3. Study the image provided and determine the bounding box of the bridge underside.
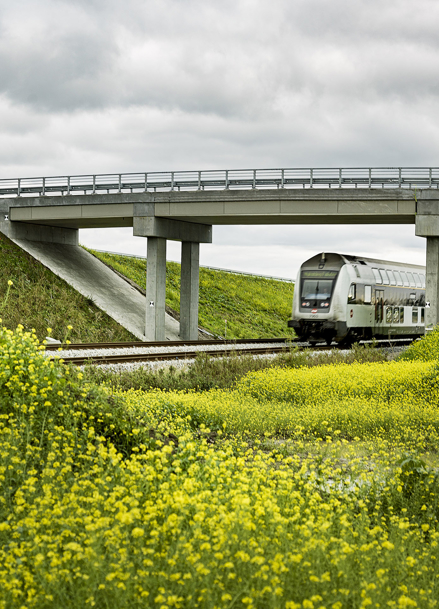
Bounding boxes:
[2,186,439,338]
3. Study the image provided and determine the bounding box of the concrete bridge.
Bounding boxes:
[1,167,439,340]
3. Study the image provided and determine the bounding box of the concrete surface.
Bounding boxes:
[3,188,422,228]
[180,242,200,340]
[133,216,212,242]
[10,239,181,341]
[145,237,167,341]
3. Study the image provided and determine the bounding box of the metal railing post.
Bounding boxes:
[92,175,96,194]
[197,171,201,190]
[310,168,313,188]
[119,174,122,193]
[67,176,71,195]
[17,179,21,196]
[171,172,174,191]
[42,177,46,196]
[225,170,229,189]
[252,169,256,189]
[368,168,371,188]
[281,169,284,188]
[144,173,148,192]
[429,168,432,188]
[398,168,402,188]
[339,168,342,188]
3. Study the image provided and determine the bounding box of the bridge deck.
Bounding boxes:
[3,187,421,228]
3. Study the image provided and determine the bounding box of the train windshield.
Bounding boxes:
[301,279,333,300]
[299,270,338,309]
[300,269,338,311]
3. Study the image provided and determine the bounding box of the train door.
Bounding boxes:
[375,289,384,323]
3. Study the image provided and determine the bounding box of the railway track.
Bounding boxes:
[44,337,290,351]
[45,337,414,367]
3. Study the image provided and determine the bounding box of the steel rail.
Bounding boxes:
[51,344,297,366]
[44,337,291,351]
[48,337,414,366]
[1,167,439,198]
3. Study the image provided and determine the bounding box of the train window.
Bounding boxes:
[364,285,372,303]
[400,308,404,323]
[372,268,382,284]
[393,308,399,323]
[379,269,390,285]
[387,270,397,286]
[413,273,422,288]
[407,272,415,287]
[412,308,418,324]
[301,279,333,300]
[386,307,392,323]
[348,283,356,303]
[400,271,409,287]
[421,308,425,323]
[394,271,403,286]
[421,274,426,288]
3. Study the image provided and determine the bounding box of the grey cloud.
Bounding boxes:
[1,0,438,119]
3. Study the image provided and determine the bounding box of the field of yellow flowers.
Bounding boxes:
[1,322,439,609]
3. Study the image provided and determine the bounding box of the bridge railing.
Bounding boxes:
[1,167,439,197]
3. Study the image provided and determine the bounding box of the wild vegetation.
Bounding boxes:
[83,342,389,392]
[88,249,296,339]
[1,319,439,608]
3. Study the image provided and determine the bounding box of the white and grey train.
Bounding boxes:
[288,252,426,345]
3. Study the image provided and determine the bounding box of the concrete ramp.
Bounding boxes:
[11,239,181,341]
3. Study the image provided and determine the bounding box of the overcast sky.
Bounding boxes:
[1,0,438,278]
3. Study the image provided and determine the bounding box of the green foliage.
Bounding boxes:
[398,326,439,362]
[89,249,296,338]
[0,235,136,342]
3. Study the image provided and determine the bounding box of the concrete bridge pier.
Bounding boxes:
[133,216,212,340]
[180,241,200,341]
[415,196,439,331]
[145,237,167,341]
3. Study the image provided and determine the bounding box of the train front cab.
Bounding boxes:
[288,253,347,345]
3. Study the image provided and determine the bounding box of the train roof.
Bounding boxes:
[302,252,425,271]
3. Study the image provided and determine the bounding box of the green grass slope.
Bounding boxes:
[89,249,295,339]
[0,234,136,342]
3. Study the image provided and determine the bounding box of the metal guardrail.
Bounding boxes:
[1,167,438,198]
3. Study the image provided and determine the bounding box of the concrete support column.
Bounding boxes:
[145,237,167,341]
[180,241,200,340]
[425,237,439,330]
[415,210,439,331]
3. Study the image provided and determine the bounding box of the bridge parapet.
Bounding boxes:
[1,166,439,198]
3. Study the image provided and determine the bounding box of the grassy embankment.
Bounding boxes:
[88,249,295,339]
[0,234,136,342]
[1,315,439,607]
[0,234,295,342]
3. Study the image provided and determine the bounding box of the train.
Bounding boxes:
[288,252,426,345]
